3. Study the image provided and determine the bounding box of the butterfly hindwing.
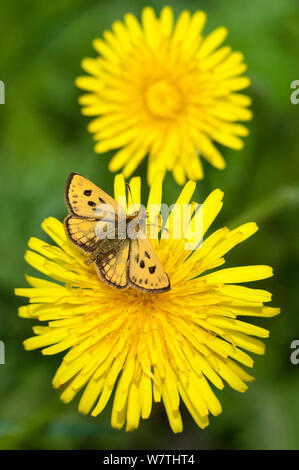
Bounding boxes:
[128,237,170,293]
[93,238,130,289]
[65,172,120,218]
[64,215,100,253]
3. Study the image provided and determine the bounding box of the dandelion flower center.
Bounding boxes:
[145,79,183,119]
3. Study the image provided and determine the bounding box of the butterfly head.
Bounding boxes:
[126,206,148,239]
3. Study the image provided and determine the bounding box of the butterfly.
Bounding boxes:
[64,173,170,293]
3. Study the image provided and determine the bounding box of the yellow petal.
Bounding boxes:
[202,265,273,283]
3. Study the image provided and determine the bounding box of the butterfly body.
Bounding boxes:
[64,173,170,293]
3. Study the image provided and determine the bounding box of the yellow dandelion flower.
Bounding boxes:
[76,6,252,185]
[15,174,278,433]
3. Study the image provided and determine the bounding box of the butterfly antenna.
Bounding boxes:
[147,221,169,234]
[126,182,137,214]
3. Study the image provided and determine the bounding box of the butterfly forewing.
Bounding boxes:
[65,172,119,218]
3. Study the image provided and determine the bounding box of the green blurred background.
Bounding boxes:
[0,0,299,450]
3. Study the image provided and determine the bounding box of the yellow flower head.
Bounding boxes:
[76,6,252,185]
[15,174,278,433]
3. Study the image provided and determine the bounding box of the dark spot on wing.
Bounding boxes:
[149,266,156,274]
[135,254,140,263]
[88,201,96,207]
[84,190,92,196]
[99,197,105,203]
[140,260,145,268]
[139,278,143,284]
[145,251,150,259]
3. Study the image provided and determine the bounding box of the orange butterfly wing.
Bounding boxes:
[128,236,170,293]
[65,172,120,218]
